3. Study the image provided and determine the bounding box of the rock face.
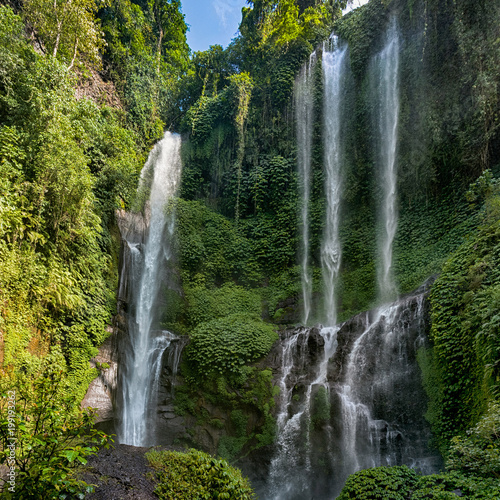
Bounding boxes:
[81,330,118,425]
[259,280,442,500]
[85,210,440,498]
[75,68,123,109]
[154,335,191,447]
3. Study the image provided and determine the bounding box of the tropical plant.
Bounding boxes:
[0,367,111,499]
[146,448,254,499]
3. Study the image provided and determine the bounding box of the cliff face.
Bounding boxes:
[81,333,117,425]
[86,260,439,499]
[75,68,123,109]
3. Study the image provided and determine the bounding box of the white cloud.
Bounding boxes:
[212,0,241,28]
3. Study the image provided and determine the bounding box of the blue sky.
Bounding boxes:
[181,0,248,53]
[181,0,370,54]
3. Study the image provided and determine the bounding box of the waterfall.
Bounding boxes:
[118,132,182,446]
[321,37,348,327]
[296,52,317,325]
[267,327,339,500]
[261,285,441,500]
[333,292,437,496]
[373,18,400,302]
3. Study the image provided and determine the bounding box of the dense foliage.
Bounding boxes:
[338,466,500,500]
[0,1,166,494]
[146,448,255,499]
[337,465,420,500]
[0,366,110,498]
[0,4,133,394]
[424,172,500,451]
[1,0,500,496]
[99,0,189,141]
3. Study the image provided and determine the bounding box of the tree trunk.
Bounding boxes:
[156,28,163,75]
[68,36,79,70]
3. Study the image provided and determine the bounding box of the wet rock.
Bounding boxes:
[83,444,159,500]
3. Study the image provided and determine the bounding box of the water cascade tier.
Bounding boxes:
[296,52,317,325]
[372,18,400,302]
[321,37,348,327]
[263,283,441,499]
[115,132,182,447]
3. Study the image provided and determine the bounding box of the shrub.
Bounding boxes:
[311,386,331,430]
[146,448,254,499]
[446,401,500,478]
[337,466,419,500]
[414,472,500,499]
[0,368,110,498]
[185,313,278,377]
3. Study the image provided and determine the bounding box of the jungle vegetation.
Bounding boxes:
[0,0,499,498]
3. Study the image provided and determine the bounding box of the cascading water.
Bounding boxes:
[331,289,440,496]
[296,52,317,325]
[267,326,339,500]
[264,39,348,498]
[262,286,440,500]
[263,22,440,500]
[117,132,182,446]
[373,18,400,302]
[321,37,348,327]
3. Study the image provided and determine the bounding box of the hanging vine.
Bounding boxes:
[230,72,254,222]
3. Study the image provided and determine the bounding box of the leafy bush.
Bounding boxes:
[0,367,111,499]
[185,313,278,377]
[311,386,331,430]
[146,448,254,499]
[337,465,419,500]
[414,472,500,499]
[339,467,500,500]
[184,283,261,328]
[446,401,500,478]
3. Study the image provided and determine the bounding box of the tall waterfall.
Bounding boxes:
[321,37,348,327]
[373,19,400,302]
[296,52,316,324]
[118,132,182,446]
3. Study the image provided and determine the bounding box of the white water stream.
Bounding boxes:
[264,287,439,500]
[296,52,317,325]
[373,18,400,302]
[268,327,339,499]
[118,132,182,446]
[321,37,348,327]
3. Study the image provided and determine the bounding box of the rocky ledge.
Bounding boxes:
[82,444,168,500]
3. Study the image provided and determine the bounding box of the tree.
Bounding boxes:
[23,0,106,69]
